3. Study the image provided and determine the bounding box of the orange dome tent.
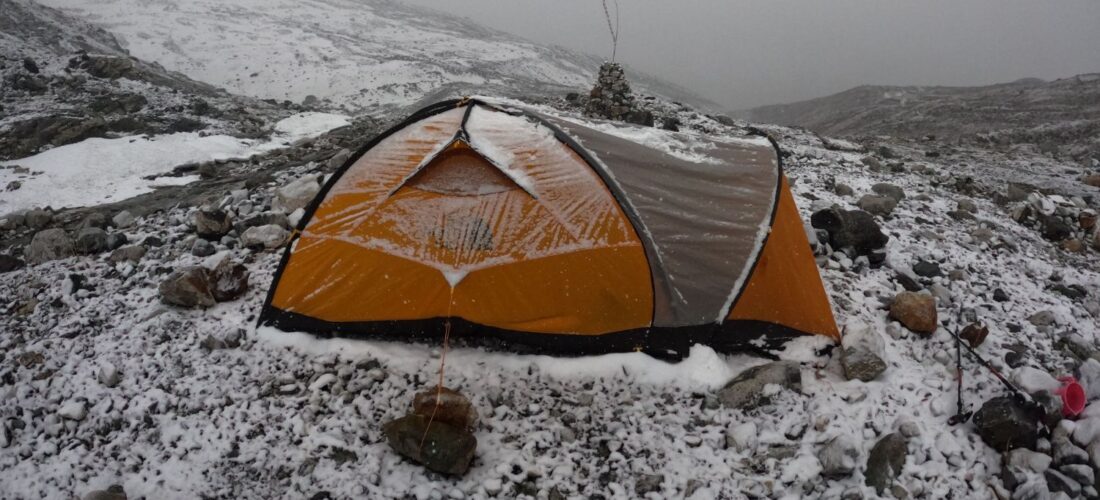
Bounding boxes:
[259,98,839,359]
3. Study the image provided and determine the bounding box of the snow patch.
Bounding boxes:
[0,112,348,212]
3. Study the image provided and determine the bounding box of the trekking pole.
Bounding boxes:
[948,308,972,425]
[943,327,1036,409]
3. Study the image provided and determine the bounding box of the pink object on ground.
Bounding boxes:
[1056,376,1086,418]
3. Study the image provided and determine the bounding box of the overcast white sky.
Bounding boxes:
[402,0,1100,110]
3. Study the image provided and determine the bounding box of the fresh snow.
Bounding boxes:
[38,0,595,112]
[1,96,1099,499]
[0,112,348,212]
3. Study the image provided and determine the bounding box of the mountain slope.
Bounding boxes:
[742,75,1100,161]
[37,0,714,114]
[0,0,302,160]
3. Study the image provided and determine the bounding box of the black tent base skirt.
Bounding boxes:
[259,308,826,362]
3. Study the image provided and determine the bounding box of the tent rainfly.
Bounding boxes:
[259,98,839,359]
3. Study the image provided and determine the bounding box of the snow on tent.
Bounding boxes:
[259,98,839,358]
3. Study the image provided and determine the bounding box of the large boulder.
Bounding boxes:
[25,228,73,264]
[158,267,216,308]
[888,292,938,336]
[716,361,802,409]
[810,208,889,256]
[383,414,476,475]
[864,433,907,494]
[411,387,478,432]
[273,175,321,214]
[240,224,289,250]
[973,396,1040,452]
[840,321,887,382]
[193,208,233,240]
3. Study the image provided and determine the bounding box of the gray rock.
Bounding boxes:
[73,227,108,254]
[912,260,943,278]
[98,363,121,388]
[1002,448,1052,490]
[80,213,108,229]
[818,435,860,477]
[83,485,126,500]
[861,156,883,171]
[58,399,87,421]
[864,433,907,494]
[635,473,664,495]
[1059,464,1094,487]
[973,396,1039,451]
[236,212,291,232]
[716,361,802,409]
[0,254,24,273]
[1010,480,1050,500]
[158,267,215,308]
[193,208,233,239]
[112,210,135,228]
[25,228,73,264]
[1052,429,1089,466]
[207,257,249,302]
[383,414,476,475]
[810,207,890,256]
[240,224,289,250]
[1045,469,1081,497]
[191,238,216,257]
[24,208,53,229]
[1040,215,1072,242]
[858,194,898,217]
[725,422,757,451]
[0,211,25,230]
[108,245,146,263]
[105,232,127,251]
[273,175,321,213]
[957,199,978,213]
[840,322,887,382]
[1077,359,1100,401]
[327,149,352,170]
[1028,310,1057,328]
[872,183,906,202]
[834,183,855,197]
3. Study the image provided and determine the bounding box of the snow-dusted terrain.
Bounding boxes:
[34,0,589,113]
[2,1,1100,499]
[0,112,348,212]
[2,94,1099,498]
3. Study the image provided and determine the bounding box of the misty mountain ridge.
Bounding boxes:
[742,74,1100,162]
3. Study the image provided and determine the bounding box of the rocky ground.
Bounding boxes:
[0,84,1099,499]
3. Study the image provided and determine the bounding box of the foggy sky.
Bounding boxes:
[402,0,1100,111]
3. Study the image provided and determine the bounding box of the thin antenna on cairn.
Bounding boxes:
[602,0,620,62]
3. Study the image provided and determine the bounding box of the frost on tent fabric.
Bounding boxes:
[259,98,840,359]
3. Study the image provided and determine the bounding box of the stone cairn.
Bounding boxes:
[585,62,634,120]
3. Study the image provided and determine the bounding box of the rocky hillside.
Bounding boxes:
[1,87,1099,498]
[742,75,1100,162]
[37,0,716,114]
[0,0,308,162]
